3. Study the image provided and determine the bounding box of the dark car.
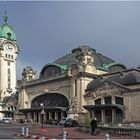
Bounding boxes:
[60,118,78,127]
[44,119,59,125]
[44,119,53,125]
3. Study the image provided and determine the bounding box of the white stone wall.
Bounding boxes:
[0,38,18,117]
[124,92,140,122]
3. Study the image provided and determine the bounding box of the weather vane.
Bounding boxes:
[3,10,8,23]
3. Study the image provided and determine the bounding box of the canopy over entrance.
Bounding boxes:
[83,104,124,112]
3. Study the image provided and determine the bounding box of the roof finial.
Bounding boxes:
[3,10,8,23]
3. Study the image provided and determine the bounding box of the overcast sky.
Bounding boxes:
[0,1,140,79]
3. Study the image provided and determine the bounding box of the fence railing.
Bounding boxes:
[78,124,140,138]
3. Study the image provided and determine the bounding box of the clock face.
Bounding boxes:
[4,43,14,52]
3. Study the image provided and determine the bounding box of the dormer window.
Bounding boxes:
[7,32,11,38]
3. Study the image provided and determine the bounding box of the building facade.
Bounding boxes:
[17,46,127,124]
[84,68,140,124]
[0,14,19,118]
[0,14,139,125]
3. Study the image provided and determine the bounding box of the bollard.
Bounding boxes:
[63,128,67,140]
[21,127,25,136]
[105,133,110,140]
[25,127,29,136]
[41,137,45,140]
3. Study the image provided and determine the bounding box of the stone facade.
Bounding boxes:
[0,14,19,118]
[17,45,128,124]
[84,69,140,124]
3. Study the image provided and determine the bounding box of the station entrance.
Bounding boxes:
[20,93,69,123]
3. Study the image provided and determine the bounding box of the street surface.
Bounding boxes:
[0,123,138,139]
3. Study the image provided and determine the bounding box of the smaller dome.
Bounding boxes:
[23,66,34,73]
[0,23,16,41]
[0,15,16,41]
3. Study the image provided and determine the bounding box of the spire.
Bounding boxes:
[3,10,8,23]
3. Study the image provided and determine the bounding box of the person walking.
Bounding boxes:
[90,117,97,136]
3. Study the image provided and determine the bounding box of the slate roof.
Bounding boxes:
[86,69,140,91]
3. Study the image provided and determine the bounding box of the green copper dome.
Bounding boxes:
[0,15,16,41]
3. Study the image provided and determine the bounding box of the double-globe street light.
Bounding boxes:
[40,103,45,128]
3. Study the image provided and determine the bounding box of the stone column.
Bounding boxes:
[34,112,37,123]
[27,113,30,121]
[101,110,105,123]
[79,77,86,112]
[38,112,41,123]
[112,96,115,104]
[49,112,51,119]
[112,109,115,123]
[45,112,47,121]
[101,97,105,104]
[48,111,50,119]
[32,112,35,122]
[55,111,58,120]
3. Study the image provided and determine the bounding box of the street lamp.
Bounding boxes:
[40,103,45,128]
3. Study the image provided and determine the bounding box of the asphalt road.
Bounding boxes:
[0,123,28,139]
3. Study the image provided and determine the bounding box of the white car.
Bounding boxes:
[0,118,12,124]
[59,118,67,125]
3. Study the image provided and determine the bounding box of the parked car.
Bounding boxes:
[44,119,59,125]
[59,118,67,125]
[0,118,12,124]
[59,118,78,127]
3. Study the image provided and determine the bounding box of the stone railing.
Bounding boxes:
[78,123,140,138]
[101,126,140,138]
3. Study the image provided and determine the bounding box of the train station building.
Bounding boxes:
[0,14,140,125]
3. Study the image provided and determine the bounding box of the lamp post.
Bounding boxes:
[40,103,45,128]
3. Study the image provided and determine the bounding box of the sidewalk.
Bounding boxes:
[28,127,135,139]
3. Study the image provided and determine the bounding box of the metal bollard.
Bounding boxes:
[41,137,45,140]
[105,133,110,140]
[63,128,67,140]
[21,127,25,135]
[25,127,29,136]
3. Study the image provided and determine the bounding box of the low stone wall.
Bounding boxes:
[78,124,140,138]
[78,125,91,133]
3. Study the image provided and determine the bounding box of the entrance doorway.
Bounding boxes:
[30,93,69,122]
[105,109,112,123]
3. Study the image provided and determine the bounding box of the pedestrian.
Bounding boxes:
[90,117,97,136]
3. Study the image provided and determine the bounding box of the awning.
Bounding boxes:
[83,104,124,112]
[19,106,67,113]
[0,110,14,114]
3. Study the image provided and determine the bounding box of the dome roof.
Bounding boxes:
[54,45,126,72]
[0,15,16,41]
[23,66,34,73]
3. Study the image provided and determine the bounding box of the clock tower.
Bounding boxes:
[0,13,19,117]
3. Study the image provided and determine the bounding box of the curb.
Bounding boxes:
[14,133,52,139]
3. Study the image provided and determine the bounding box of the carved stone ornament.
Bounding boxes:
[70,64,79,76]
[71,96,78,112]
